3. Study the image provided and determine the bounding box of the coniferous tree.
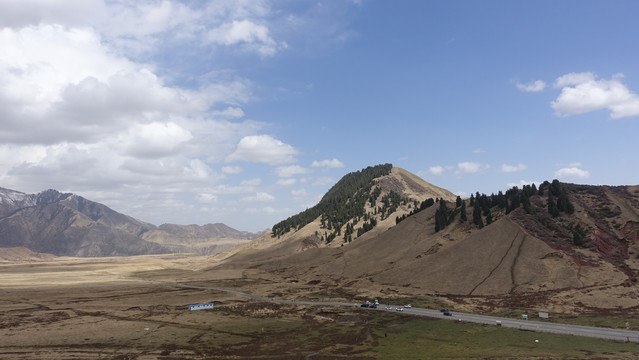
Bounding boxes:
[522,193,532,214]
[473,202,484,228]
[481,194,490,216]
[485,208,493,225]
[435,200,449,232]
[497,190,507,209]
[460,200,467,222]
[420,198,434,210]
[456,195,462,208]
[507,187,520,212]
[572,223,588,246]
[550,179,562,197]
[557,191,575,214]
[548,194,560,217]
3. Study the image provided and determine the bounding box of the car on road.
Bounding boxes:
[396,307,404,312]
[386,306,393,310]
[405,304,412,308]
[360,303,370,308]
[440,308,448,313]
[443,310,452,316]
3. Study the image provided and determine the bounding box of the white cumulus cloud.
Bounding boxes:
[312,158,344,168]
[554,167,591,180]
[212,107,245,118]
[275,165,311,178]
[196,193,218,204]
[456,162,488,174]
[222,166,243,174]
[501,163,527,173]
[121,122,193,159]
[227,135,298,165]
[429,166,444,176]
[277,178,297,186]
[551,72,639,119]
[241,192,275,202]
[516,80,546,92]
[206,19,286,56]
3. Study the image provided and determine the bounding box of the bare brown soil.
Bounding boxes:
[0,255,394,359]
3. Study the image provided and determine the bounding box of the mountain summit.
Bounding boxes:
[215,164,457,261]
[272,164,455,240]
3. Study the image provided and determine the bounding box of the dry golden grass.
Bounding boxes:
[2,246,639,359]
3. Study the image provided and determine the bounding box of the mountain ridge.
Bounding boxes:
[0,187,262,257]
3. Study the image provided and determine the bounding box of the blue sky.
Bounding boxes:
[1,1,638,232]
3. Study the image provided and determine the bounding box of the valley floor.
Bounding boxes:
[1,255,639,359]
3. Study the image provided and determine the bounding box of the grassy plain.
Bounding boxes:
[367,317,639,359]
[1,254,639,359]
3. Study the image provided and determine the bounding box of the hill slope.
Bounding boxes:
[141,223,260,255]
[213,169,639,313]
[213,165,456,262]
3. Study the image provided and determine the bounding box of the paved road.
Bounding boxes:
[8,280,636,342]
[172,283,639,343]
[296,300,639,343]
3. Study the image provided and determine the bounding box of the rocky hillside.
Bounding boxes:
[0,187,261,257]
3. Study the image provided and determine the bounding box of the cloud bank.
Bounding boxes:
[551,72,639,119]
[555,167,590,180]
[0,0,357,231]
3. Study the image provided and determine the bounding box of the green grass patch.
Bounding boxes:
[365,316,639,359]
[544,314,639,330]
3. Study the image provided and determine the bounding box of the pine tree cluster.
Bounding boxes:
[272,164,408,244]
[543,180,575,217]
[395,197,435,224]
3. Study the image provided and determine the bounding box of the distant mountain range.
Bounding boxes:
[0,187,263,257]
